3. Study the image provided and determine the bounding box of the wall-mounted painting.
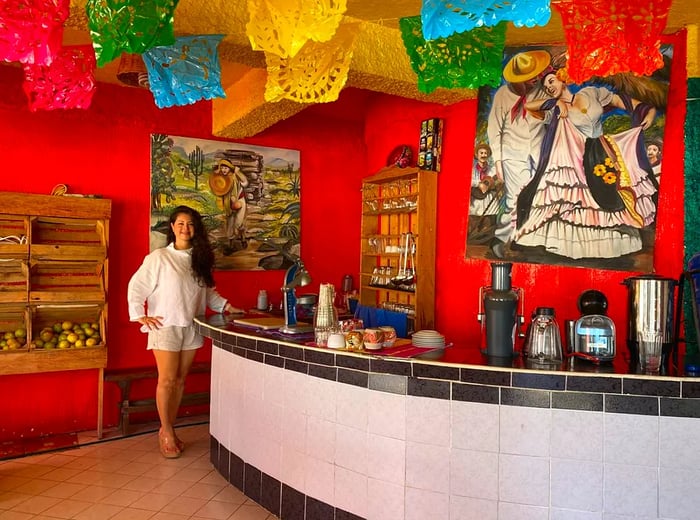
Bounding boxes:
[467,45,672,273]
[150,134,301,271]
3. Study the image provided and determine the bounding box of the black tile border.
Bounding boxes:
[452,382,500,405]
[214,437,363,520]
[199,323,700,418]
[552,391,604,412]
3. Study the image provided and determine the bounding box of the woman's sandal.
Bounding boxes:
[175,436,185,452]
[159,430,182,459]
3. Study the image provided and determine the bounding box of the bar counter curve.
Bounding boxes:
[196,314,700,520]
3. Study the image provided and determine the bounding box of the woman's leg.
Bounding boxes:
[153,348,194,456]
[169,349,197,449]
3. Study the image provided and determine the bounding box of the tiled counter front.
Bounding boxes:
[195,318,700,520]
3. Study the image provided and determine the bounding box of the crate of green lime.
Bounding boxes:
[0,305,29,351]
[30,304,104,350]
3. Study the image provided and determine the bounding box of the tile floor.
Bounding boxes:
[0,423,278,520]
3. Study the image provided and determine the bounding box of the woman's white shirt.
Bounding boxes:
[127,243,227,331]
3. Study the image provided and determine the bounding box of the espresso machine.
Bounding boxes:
[622,274,678,375]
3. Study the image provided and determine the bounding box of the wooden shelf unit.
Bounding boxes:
[0,191,111,437]
[359,166,437,332]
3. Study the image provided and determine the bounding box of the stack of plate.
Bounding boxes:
[412,330,446,348]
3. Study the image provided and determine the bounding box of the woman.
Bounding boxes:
[127,205,242,458]
[514,68,658,259]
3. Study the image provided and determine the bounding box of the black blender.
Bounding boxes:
[477,262,524,361]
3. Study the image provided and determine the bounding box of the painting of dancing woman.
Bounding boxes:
[514,63,659,263]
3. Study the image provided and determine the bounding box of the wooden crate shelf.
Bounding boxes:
[29,261,105,303]
[0,305,29,352]
[0,192,110,368]
[0,191,111,437]
[0,215,29,259]
[30,217,108,262]
[0,260,29,303]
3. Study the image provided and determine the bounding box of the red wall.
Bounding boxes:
[0,30,688,440]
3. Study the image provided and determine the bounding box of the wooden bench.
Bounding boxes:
[104,362,211,436]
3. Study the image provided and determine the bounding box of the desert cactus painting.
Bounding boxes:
[150,134,301,271]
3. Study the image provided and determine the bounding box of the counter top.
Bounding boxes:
[195,314,700,410]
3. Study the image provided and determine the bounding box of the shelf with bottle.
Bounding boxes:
[359,165,436,331]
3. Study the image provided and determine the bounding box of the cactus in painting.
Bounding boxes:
[188,145,205,190]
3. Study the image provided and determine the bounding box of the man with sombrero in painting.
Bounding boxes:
[486,49,551,259]
[209,158,249,250]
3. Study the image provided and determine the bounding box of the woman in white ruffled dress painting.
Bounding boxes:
[514,67,659,259]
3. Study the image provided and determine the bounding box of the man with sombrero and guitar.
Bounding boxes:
[486,49,552,259]
[209,158,249,252]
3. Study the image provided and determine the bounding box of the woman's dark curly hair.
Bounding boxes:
[166,205,215,287]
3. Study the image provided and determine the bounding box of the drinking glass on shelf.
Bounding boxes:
[638,331,663,374]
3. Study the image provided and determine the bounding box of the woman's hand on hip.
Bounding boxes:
[137,316,163,330]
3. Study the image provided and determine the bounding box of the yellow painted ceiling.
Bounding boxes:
[63,0,699,138]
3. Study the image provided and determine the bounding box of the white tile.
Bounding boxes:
[449,495,497,520]
[602,514,656,520]
[498,502,550,520]
[304,456,335,505]
[451,400,499,453]
[604,413,659,467]
[603,463,657,517]
[281,405,307,454]
[263,364,285,407]
[659,467,700,520]
[659,415,700,469]
[336,384,368,430]
[551,509,602,520]
[305,376,337,422]
[367,434,405,485]
[280,445,306,492]
[368,392,406,440]
[551,409,603,461]
[243,358,265,402]
[334,467,367,519]
[241,397,265,462]
[406,395,450,447]
[404,487,448,520]
[259,401,283,445]
[450,448,498,500]
[405,441,449,493]
[551,458,603,511]
[499,454,549,507]
[335,424,367,475]
[500,405,551,457]
[283,369,308,415]
[306,416,335,463]
[367,478,404,520]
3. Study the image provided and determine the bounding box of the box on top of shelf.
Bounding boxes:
[0,191,111,220]
[0,260,29,304]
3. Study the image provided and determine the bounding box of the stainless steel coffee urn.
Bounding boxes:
[622,274,677,375]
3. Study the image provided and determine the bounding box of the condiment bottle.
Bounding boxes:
[257,290,268,311]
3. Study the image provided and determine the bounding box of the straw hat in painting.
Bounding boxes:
[209,159,235,196]
[502,50,552,83]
